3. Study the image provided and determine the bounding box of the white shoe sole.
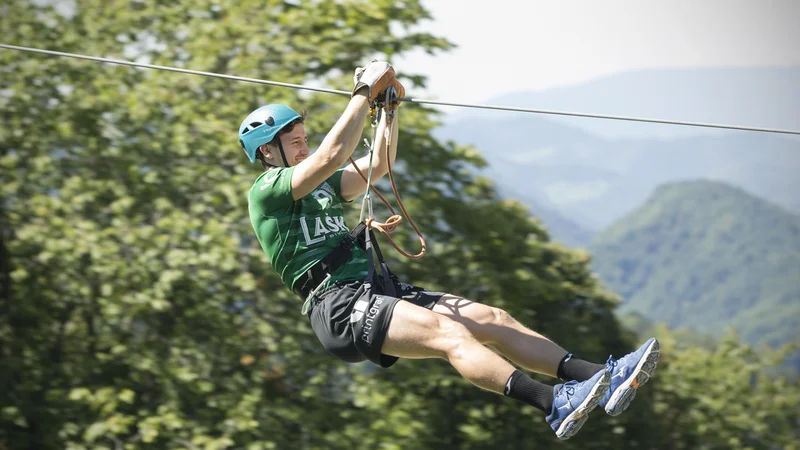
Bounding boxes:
[555,371,611,440]
[605,338,661,416]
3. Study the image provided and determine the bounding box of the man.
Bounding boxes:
[240,61,660,440]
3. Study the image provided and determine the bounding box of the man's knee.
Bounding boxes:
[489,306,515,327]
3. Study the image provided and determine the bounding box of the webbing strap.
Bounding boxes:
[364,227,396,298]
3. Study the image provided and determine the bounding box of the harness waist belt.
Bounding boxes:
[293,222,367,299]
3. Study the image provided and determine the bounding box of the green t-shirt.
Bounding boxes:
[248,167,370,295]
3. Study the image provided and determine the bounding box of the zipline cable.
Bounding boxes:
[0,44,350,96]
[2,43,800,136]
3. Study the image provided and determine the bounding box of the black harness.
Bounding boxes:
[293,95,408,310]
[293,220,397,305]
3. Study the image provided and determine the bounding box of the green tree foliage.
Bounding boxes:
[0,1,624,448]
[590,180,800,356]
[2,1,798,449]
[650,327,800,450]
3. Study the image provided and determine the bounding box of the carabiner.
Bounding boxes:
[384,85,398,121]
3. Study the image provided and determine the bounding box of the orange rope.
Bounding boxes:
[347,108,426,259]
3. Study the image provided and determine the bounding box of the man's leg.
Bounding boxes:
[432,295,603,380]
[429,295,660,417]
[380,299,610,440]
[382,299,524,394]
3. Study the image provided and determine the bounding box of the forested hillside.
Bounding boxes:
[590,180,800,353]
[1,1,798,449]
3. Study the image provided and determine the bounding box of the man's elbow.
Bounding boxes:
[370,161,389,179]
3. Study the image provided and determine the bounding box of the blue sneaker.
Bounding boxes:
[546,369,610,440]
[601,337,661,416]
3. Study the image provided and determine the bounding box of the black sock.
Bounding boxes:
[504,369,554,414]
[556,353,605,382]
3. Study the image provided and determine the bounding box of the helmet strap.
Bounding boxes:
[258,139,290,168]
[276,138,291,167]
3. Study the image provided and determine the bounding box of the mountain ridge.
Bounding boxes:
[437,110,800,231]
[588,179,800,352]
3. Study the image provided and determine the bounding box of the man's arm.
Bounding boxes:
[290,94,370,200]
[290,61,397,201]
[339,108,400,202]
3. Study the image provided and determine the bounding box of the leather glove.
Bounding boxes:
[384,77,405,111]
[352,60,396,103]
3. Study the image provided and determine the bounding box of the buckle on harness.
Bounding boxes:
[300,273,331,315]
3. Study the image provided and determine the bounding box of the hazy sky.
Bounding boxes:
[395,0,800,106]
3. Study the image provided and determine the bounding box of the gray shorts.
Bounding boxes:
[307,276,446,368]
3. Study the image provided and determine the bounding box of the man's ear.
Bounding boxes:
[259,144,273,162]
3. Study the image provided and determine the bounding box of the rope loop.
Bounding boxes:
[350,95,427,259]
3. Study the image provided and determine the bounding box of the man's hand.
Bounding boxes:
[352,60,396,103]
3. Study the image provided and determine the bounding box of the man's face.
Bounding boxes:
[276,124,309,166]
[260,123,309,167]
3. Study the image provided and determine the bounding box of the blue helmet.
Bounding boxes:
[238,104,302,164]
